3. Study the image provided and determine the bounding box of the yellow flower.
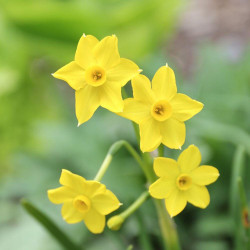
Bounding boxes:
[53,34,140,126]
[118,65,203,152]
[48,169,121,234]
[149,145,219,217]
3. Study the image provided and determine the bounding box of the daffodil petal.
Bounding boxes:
[61,201,85,224]
[152,66,177,101]
[94,35,120,69]
[84,181,106,198]
[59,169,86,193]
[99,81,124,112]
[75,84,100,125]
[92,190,120,215]
[53,61,85,90]
[186,185,210,208]
[75,35,99,69]
[139,118,161,152]
[149,178,175,199]
[132,74,155,104]
[191,165,219,186]
[48,187,76,204]
[165,189,187,217]
[177,145,201,173]
[118,98,151,124]
[153,157,180,178]
[170,93,204,121]
[107,58,139,86]
[160,118,186,149]
[84,208,105,234]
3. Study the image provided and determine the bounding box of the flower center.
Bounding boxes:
[151,100,172,121]
[85,65,106,87]
[73,195,91,213]
[176,174,192,191]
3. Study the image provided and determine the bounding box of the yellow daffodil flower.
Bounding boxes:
[48,169,121,234]
[53,34,140,126]
[118,65,203,152]
[149,145,219,217]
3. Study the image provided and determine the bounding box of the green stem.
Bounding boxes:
[137,211,153,250]
[119,191,150,219]
[154,200,180,250]
[132,121,140,145]
[21,199,80,250]
[143,155,180,250]
[94,140,145,182]
[123,86,180,249]
[94,154,112,181]
[230,145,245,217]
[122,87,140,145]
[237,178,250,249]
[158,144,164,157]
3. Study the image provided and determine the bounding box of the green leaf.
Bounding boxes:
[21,199,81,250]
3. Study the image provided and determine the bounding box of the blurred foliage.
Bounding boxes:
[0,0,184,170]
[0,0,250,250]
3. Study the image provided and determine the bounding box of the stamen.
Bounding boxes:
[179,179,186,185]
[154,106,164,115]
[93,72,102,81]
[176,174,192,190]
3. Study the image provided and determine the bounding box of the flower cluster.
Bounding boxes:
[49,34,219,234]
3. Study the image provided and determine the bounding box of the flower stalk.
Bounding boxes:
[108,191,150,230]
[94,140,146,182]
[141,151,181,250]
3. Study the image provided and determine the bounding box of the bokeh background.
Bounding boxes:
[0,0,249,249]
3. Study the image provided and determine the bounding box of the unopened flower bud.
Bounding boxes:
[107,215,124,231]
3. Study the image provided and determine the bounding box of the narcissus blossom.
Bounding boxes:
[48,169,121,234]
[149,145,219,217]
[118,65,203,152]
[53,34,140,126]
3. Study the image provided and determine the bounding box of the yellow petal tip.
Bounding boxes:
[82,33,86,37]
[165,63,169,67]
[138,69,143,73]
[77,122,81,127]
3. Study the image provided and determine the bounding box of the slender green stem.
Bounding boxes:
[158,144,164,157]
[119,191,150,219]
[230,145,245,217]
[132,121,140,145]
[154,200,180,250]
[94,140,145,181]
[124,85,180,249]
[107,191,150,231]
[94,154,112,181]
[122,87,140,145]
[142,154,181,250]
[137,211,153,250]
[21,199,80,250]
[237,178,250,249]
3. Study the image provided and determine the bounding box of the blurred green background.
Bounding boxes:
[0,0,249,249]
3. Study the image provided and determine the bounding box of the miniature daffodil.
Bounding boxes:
[118,65,203,152]
[48,169,121,234]
[149,145,219,217]
[53,34,140,126]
